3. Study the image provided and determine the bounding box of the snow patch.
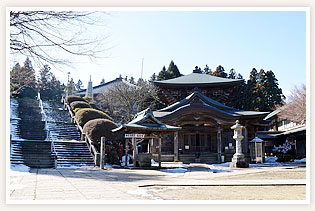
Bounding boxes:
[128,188,162,200]
[10,164,30,173]
[265,156,278,163]
[294,158,306,163]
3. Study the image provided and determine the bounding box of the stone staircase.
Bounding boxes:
[10,98,95,168]
[179,153,219,164]
[10,140,55,168]
[53,141,95,167]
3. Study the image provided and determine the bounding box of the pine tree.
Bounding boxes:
[150,73,157,82]
[228,68,237,79]
[212,65,227,78]
[204,64,212,74]
[262,70,285,111]
[157,66,168,81]
[76,79,83,91]
[129,76,136,85]
[10,57,37,98]
[166,60,181,78]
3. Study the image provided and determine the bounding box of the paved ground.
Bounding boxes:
[9,163,306,201]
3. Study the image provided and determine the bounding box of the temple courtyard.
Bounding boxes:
[9,160,306,202]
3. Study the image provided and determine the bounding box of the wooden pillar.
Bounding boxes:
[125,139,129,167]
[132,138,136,167]
[217,126,222,163]
[100,137,106,169]
[174,131,179,162]
[158,136,162,168]
[148,138,153,153]
[243,125,248,154]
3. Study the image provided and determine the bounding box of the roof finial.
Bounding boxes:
[89,75,92,82]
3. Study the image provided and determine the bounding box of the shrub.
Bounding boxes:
[65,95,87,104]
[276,154,292,162]
[83,96,93,102]
[73,108,82,113]
[70,101,91,110]
[89,102,98,110]
[83,118,123,165]
[75,108,113,127]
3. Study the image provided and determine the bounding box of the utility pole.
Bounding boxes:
[141,58,144,79]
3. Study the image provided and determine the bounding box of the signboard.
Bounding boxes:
[125,134,145,139]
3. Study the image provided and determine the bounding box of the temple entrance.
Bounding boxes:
[183,132,213,154]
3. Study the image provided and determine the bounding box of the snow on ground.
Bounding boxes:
[121,155,134,167]
[10,164,31,192]
[127,188,163,200]
[294,158,306,163]
[160,167,187,174]
[57,165,98,169]
[10,164,30,175]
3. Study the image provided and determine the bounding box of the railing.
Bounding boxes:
[63,98,100,165]
[38,92,58,168]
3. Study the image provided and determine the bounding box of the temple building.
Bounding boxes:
[153,66,243,106]
[149,69,269,163]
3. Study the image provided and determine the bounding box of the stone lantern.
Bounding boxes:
[249,137,265,163]
[230,120,249,168]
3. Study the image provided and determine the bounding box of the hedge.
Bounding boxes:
[276,154,292,162]
[65,95,87,104]
[75,108,113,127]
[70,101,91,110]
[83,118,122,165]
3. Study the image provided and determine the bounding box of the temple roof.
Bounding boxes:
[153,90,268,120]
[76,77,134,95]
[153,73,243,86]
[112,108,181,133]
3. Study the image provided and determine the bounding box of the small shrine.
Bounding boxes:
[112,108,181,168]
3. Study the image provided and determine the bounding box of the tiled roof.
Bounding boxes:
[153,90,268,118]
[153,73,243,85]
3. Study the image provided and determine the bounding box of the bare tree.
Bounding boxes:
[96,79,159,123]
[275,84,306,124]
[10,11,109,68]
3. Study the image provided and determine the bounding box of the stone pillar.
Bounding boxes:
[174,131,179,162]
[100,137,106,169]
[230,120,249,168]
[217,127,222,163]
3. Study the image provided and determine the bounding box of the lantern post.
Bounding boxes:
[230,120,249,168]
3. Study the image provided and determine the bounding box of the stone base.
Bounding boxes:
[230,154,249,168]
[230,160,249,168]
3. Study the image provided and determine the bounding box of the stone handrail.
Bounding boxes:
[38,92,58,168]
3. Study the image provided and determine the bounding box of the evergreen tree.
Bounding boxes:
[157,66,167,81]
[204,64,212,74]
[237,73,243,79]
[166,60,181,78]
[261,70,285,111]
[129,76,136,85]
[212,65,227,78]
[10,57,37,98]
[229,68,284,112]
[228,68,237,79]
[76,79,83,91]
[150,73,157,82]
[157,61,182,81]
[38,64,64,101]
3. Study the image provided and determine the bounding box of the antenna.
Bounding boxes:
[141,58,144,79]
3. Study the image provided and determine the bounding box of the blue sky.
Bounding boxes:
[40,10,307,98]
